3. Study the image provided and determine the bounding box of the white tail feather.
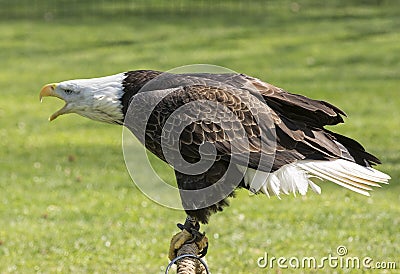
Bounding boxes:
[238,159,390,198]
[297,159,390,196]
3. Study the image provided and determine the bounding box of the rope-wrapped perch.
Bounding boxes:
[165,241,209,274]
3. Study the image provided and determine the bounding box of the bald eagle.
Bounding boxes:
[40,69,390,259]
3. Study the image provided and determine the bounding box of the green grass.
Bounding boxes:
[1,1,399,273]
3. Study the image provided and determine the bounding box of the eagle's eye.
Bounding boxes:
[64,89,74,95]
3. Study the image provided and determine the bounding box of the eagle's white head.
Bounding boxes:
[40,73,126,124]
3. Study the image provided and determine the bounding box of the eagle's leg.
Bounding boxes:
[168,215,209,260]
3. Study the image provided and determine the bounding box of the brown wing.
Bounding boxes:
[145,85,361,172]
[240,74,346,127]
[164,72,379,166]
[144,85,278,172]
[123,70,380,169]
[174,72,346,127]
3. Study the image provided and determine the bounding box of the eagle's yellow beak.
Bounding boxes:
[39,83,59,102]
[40,83,68,121]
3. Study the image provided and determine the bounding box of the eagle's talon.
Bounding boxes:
[169,229,192,260]
[168,220,209,260]
[198,240,209,258]
[195,234,208,257]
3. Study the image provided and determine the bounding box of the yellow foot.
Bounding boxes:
[168,229,209,260]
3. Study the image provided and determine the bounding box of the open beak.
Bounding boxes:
[40,83,68,121]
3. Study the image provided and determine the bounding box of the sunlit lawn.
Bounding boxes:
[0,1,399,273]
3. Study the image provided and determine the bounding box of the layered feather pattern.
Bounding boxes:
[240,159,390,198]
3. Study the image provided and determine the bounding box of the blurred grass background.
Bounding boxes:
[0,0,399,273]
